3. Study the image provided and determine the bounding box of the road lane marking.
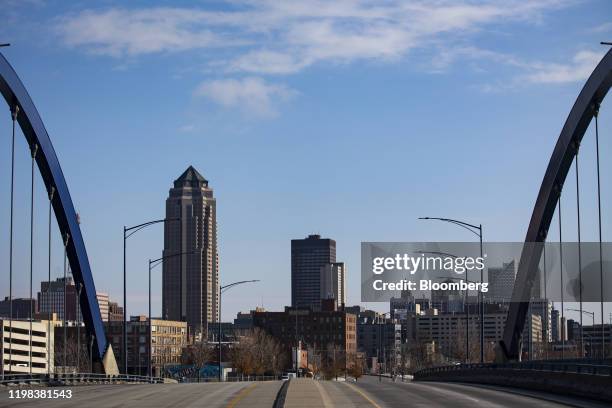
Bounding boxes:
[343,382,382,408]
[314,381,334,408]
[226,383,257,408]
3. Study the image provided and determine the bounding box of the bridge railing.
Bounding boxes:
[177,375,281,383]
[414,360,612,379]
[0,373,168,386]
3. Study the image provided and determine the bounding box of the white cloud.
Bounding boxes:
[194,77,296,117]
[53,0,586,115]
[178,124,195,132]
[56,1,573,66]
[56,8,244,56]
[589,21,612,33]
[229,50,312,75]
[520,50,604,84]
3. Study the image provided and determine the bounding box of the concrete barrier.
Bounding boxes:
[415,366,612,403]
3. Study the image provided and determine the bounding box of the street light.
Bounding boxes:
[76,282,82,373]
[433,273,478,364]
[89,335,95,373]
[419,217,485,363]
[420,247,477,364]
[417,249,471,363]
[567,308,595,357]
[147,250,196,378]
[123,217,178,374]
[377,311,392,382]
[218,280,260,381]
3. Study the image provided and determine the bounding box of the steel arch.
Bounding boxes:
[0,52,112,370]
[499,48,612,361]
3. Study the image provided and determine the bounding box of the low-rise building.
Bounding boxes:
[582,324,612,358]
[413,312,507,360]
[108,301,123,322]
[1,319,54,374]
[356,315,401,372]
[0,297,37,320]
[252,307,357,369]
[105,316,188,375]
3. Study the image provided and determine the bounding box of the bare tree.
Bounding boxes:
[320,343,345,380]
[230,328,287,378]
[54,335,89,373]
[307,346,322,378]
[398,343,410,380]
[182,341,213,368]
[348,357,364,382]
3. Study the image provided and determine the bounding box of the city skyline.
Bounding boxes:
[0,1,610,325]
[1,2,612,404]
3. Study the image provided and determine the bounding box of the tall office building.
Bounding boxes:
[320,262,346,309]
[291,234,336,310]
[431,279,464,313]
[529,299,552,343]
[163,166,219,336]
[38,277,78,321]
[488,260,517,303]
[38,277,110,323]
[551,308,567,342]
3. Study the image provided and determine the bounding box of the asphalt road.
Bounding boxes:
[349,376,610,408]
[0,381,282,408]
[1,377,609,408]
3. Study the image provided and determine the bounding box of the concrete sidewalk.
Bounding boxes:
[232,381,284,408]
[284,379,324,408]
[284,379,379,408]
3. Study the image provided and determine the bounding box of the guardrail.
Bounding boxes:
[178,375,281,383]
[414,360,612,379]
[414,360,612,403]
[0,373,168,386]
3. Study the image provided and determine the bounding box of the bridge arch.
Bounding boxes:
[0,52,113,371]
[499,48,612,361]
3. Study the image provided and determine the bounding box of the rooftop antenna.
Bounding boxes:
[601,42,612,46]
[0,43,10,48]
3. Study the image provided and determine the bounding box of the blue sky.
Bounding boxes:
[0,0,611,323]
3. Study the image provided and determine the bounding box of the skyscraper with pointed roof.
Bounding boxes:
[162,166,219,336]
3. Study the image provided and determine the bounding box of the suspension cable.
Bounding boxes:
[575,146,583,355]
[63,233,70,370]
[559,194,564,360]
[8,104,18,377]
[29,143,37,376]
[47,186,54,375]
[594,105,605,359]
[543,242,548,359]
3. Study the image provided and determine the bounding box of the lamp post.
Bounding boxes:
[419,217,485,363]
[76,283,82,373]
[123,217,178,374]
[431,267,478,364]
[420,250,472,363]
[148,250,195,378]
[89,335,95,374]
[218,280,260,381]
[567,308,595,357]
[377,311,392,382]
[295,308,298,378]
